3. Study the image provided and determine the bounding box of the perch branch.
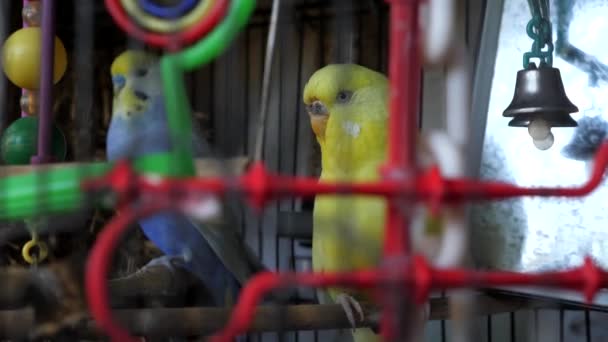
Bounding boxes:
[0,292,575,339]
[98,304,377,336]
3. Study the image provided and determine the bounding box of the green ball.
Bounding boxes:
[0,116,67,165]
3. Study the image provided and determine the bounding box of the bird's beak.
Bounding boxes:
[307,100,329,117]
[306,100,329,140]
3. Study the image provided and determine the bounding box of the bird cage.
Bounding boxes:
[0,0,607,341]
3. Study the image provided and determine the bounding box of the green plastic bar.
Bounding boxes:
[0,162,110,220]
[159,0,256,177]
[0,153,184,221]
[159,58,196,177]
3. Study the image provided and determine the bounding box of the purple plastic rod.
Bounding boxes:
[20,0,30,117]
[31,0,55,164]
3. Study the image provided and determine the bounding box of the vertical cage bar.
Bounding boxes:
[0,1,12,130]
[559,309,564,342]
[487,315,493,342]
[73,0,95,161]
[585,309,591,342]
[510,312,516,342]
[32,0,56,164]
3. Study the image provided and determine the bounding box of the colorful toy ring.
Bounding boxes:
[105,0,228,50]
[138,0,198,19]
[121,0,214,33]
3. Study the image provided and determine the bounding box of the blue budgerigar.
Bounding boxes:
[106,50,265,309]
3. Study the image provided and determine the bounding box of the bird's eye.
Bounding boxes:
[336,90,352,103]
[134,90,149,101]
[134,68,148,77]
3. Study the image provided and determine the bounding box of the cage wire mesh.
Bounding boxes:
[0,0,606,341]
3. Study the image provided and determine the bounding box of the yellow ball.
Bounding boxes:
[2,27,67,90]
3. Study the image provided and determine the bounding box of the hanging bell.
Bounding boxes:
[503,62,578,128]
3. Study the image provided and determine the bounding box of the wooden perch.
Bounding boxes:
[0,156,251,177]
[103,294,555,336]
[0,257,570,337]
[91,304,378,337]
[0,304,377,339]
[0,292,582,339]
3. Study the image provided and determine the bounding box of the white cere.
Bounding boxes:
[533,131,555,150]
[528,118,551,140]
[342,121,361,138]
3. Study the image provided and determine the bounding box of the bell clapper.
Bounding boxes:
[532,131,554,150]
[528,118,555,150]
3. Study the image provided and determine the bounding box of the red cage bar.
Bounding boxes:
[83,0,608,341]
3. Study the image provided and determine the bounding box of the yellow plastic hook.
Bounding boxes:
[22,232,48,265]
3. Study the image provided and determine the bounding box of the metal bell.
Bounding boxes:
[503,62,578,127]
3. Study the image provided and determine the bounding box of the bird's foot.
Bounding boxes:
[142,255,190,295]
[144,255,187,272]
[336,293,365,333]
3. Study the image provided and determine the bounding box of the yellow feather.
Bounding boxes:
[110,50,157,77]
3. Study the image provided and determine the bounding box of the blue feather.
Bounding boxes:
[138,211,241,306]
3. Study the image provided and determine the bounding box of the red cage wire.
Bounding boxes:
[82,1,608,341]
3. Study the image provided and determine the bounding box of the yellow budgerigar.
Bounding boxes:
[303,64,442,342]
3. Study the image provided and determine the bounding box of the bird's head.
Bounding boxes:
[110,50,163,120]
[303,64,388,173]
[303,64,388,142]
